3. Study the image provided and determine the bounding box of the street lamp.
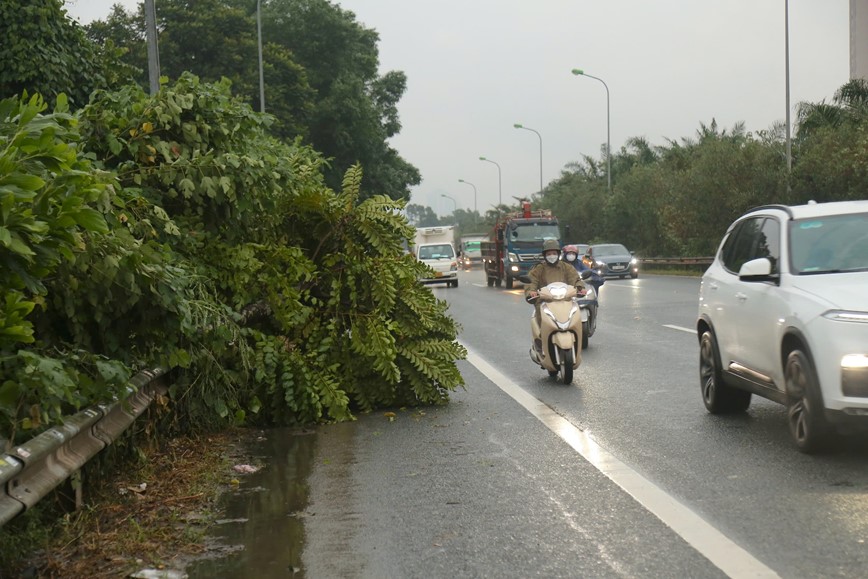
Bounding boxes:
[478,156,502,208]
[571,68,611,194]
[441,193,457,215]
[785,0,792,175]
[514,123,543,193]
[458,179,477,215]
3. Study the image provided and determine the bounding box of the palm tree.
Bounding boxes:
[796,78,868,138]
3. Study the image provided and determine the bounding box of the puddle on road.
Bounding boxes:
[186,427,315,579]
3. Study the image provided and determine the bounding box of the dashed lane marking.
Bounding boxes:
[462,345,780,579]
[663,324,696,334]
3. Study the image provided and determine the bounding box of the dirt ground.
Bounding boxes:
[8,429,254,578]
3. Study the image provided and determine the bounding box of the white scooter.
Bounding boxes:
[528,281,595,384]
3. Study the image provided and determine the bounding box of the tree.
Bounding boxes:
[796,78,868,139]
[75,73,464,427]
[262,0,420,200]
[88,0,420,200]
[404,204,439,227]
[0,0,125,106]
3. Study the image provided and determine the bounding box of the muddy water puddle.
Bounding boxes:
[186,427,315,578]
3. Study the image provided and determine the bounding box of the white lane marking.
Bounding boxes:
[664,324,696,334]
[463,345,780,579]
[471,283,487,287]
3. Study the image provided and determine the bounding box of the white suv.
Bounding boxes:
[697,200,868,453]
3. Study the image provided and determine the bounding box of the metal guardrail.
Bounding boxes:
[638,257,714,267]
[0,367,169,527]
[638,256,714,267]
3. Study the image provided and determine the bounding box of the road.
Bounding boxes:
[295,270,868,578]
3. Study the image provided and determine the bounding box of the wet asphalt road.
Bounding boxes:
[296,269,868,578]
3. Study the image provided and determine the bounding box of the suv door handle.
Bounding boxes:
[735,292,748,301]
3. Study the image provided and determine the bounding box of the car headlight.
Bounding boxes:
[630,258,638,266]
[842,354,868,369]
[823,310,868,323]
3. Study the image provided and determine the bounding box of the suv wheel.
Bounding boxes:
[785,349,834,454]
[699,330,751,413]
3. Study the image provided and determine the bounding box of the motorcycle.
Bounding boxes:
[528,280,597,384]
[577,270,599,350]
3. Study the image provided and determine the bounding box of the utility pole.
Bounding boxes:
[257,0,266,112]
[144,0,161,95]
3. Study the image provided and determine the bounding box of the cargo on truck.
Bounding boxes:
[412,225,459,288]
[481,202,560,289]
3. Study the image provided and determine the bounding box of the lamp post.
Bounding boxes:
[257,0,265,113]
[458,179,477,215]
[785,0,792,175]
[441,193,457,216]
[478,156,502,208]
[513,123,543,193]
[571,68,611,194]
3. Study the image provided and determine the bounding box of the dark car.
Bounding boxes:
[583,243,638,279]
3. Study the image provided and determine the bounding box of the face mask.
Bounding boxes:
[545,254,559,265]
[565,253,577,262]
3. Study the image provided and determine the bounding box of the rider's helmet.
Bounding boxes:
[542,239,561,254]
[562,244,578,255]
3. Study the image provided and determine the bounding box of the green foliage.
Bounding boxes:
[89,0,420,200]
[0,92,143,441]
[74,74,463,429]
[0,0,130,107]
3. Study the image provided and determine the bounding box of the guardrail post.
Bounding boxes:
[0,366,170,528]
[0,454,25,526]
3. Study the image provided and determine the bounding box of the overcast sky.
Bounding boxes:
[65,1,850,216]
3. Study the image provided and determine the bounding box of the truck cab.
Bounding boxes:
[414,226,459,287]
[482,203,560,289]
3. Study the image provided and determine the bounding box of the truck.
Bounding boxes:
[412,225,459,287]
[481,202,560,289]
[457,234,489,269]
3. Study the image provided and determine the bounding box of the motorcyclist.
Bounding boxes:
[525,239,586,352]
[562,244,604,296]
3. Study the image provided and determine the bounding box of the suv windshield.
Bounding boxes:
[790,212,868,274]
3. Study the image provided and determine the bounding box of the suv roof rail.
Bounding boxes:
[745,204,794,220]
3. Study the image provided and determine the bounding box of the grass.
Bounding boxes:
[1,430,247,578]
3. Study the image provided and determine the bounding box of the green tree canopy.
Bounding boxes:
[0,0,123,106]
[87,0,420,200]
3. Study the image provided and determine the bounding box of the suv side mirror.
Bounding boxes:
[738,257,775,282]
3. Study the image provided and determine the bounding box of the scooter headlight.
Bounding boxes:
[549,285,567,300]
